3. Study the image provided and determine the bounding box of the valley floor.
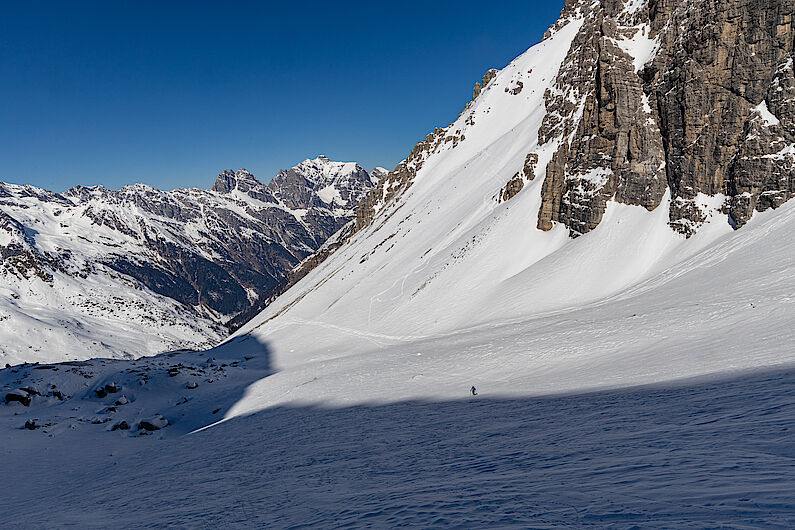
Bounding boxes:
[2,366,793,527]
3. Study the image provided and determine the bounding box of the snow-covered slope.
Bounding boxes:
[0,156,379,365]
[223,0,795,414]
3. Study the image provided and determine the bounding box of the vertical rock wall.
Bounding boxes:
[537,0,794,237]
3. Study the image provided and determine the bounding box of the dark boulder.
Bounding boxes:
[138,416,169,431]
[5,389,31,406]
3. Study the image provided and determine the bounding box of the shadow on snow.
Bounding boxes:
[1,362,794,527]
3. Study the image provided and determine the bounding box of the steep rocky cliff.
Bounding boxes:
[536,0,794,236]
[352,0,793,241]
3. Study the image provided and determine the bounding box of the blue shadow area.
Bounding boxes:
[2,365,794,527]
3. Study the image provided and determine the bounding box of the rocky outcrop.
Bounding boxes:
[500,154,538,203]
[473,69,499,101]
[138,415,169,431]
[5,389,31,406]
[536,0,794,237]
[537,0,674,234]
[501,176,525,202]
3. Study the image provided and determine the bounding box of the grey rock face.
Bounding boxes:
[536,0,794,237]
[473,68,499,101]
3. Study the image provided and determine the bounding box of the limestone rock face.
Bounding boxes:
[501,176,525,202]
[499,154,538,203]
[536,0,794,237]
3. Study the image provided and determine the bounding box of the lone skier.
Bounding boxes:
[470,386,478,396]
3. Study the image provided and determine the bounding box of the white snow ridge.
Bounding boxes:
[1,0,795,528]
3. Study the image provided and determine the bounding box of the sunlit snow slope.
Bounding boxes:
[225,12,795,417]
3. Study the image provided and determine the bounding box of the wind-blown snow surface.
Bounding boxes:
[1,358,794,527]
[3,201,792,527]
[222,197,795,416]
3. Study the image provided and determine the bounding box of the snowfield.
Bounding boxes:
[1,3,794,526]
[226,12,795,415]
[1,361,793,527]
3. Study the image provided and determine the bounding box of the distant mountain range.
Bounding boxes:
[0,156,386,364]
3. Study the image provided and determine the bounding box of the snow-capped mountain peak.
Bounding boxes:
[268,155,374,210]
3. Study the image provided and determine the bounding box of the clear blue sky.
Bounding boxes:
[1,1,565,191]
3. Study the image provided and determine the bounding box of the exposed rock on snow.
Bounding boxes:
[138,416,169,431]
[473,68,499,101]
[5,389,31,406]
[110,420,129,431]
